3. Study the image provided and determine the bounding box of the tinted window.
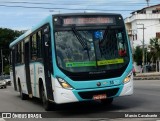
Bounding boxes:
[55,28,129,73]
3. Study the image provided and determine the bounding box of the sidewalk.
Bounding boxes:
[134,72,160,80]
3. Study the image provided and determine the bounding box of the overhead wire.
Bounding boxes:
[0,0,158,13]
[0,1,158,5]
[0,4,136,11]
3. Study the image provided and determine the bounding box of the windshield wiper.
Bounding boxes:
[72,27,87,49]
[72,27,90,60]
[98,27,109,58]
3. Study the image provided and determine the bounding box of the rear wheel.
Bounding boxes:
[101,98,113,105]
[18,83,28,100]
[41,85,52,111]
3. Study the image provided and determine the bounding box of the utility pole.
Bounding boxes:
[146,0,150,7]
[137,24,146,72]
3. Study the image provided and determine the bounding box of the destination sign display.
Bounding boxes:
[63,17,115,25]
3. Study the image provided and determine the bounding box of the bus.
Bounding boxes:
[10,13,133,111]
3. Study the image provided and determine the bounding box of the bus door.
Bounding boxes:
[42,25,53,101]
[30,33,38,97]
[24,40,32,98]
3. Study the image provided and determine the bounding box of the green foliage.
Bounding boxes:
[145,48,152,64]
[4,65,10,75]
[0,28,23,74]
[150,37,160,63]
[0,28,23,54]
[134,46,142,65]
[134,37,160,66]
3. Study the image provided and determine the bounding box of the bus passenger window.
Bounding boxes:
[31,34,37,60]
[21,41,24,63]
[37,31,42,58]
[18,43,22,63]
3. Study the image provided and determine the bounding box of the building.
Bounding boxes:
[125,4,160,48]
[125,4,160,72]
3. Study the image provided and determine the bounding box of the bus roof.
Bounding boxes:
[9,13,122,48]
[53,13,122,17]
[9,15,52,48]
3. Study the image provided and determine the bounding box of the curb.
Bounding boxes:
[134,76,160,80]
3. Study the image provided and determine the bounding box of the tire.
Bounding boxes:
[4,86,7,88]
[101,98,113,105]
[18,83,28,100]
[41,85,52,111]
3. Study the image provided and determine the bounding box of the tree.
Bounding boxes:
[149,37,160,63]
[0,28,23,74]
[4,65,10,75]
[134,46,142,65]
[145,48,152,64]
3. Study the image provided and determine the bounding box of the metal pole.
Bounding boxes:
[146,48,148,65]
[142,24,145,68]
[137,23,146,72]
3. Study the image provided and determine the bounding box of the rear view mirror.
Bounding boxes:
[44,34,50,47]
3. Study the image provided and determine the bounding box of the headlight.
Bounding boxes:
[3,81,6,84]
[123,71,132,84]
[57,77,73,90]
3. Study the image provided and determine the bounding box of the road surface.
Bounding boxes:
[0,80,160,121]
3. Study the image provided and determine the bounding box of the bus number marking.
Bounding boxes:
[38,67,43,74]
[110,80,114,85]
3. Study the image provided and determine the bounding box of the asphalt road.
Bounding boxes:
[0,80,160,121]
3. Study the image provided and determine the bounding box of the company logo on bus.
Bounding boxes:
[97,82,101,87]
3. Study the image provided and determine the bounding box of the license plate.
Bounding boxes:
[93,94,107,100]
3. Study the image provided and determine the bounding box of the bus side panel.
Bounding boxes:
[11,50,17,91]
[30,63,35,97]
[36,62,45,98]
[15,65,28,94]
[30,62,45,98]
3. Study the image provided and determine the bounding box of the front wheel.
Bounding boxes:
[41,85,52,111]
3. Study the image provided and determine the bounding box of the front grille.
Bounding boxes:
[59,64,128,81]
[78,88,119,99]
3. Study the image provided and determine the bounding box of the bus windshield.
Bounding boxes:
[55,27,129,73]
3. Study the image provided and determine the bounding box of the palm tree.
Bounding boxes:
[146,0,150,7]
[149,37,160,63]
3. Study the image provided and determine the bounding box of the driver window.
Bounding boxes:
[117,32,126,56]
[31,34,37,60]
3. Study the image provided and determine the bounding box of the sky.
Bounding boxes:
[0,0,159,30]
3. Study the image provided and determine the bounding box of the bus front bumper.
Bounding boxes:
[53,79,133,104]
